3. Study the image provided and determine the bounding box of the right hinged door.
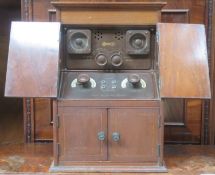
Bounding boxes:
[157,23,211,99]
[108,108,160,163]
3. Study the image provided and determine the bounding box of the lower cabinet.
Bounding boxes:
[58,108,107,162]
[57,107,161,165]
[108,108,159,162]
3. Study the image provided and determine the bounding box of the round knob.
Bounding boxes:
[128,74,140,86]
[77,74,90,85]
[111,54,123,67]
[112,132,120,142]
[95,54,107,66]
[97,131,105,141]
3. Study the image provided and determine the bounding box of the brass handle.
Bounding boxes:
[112,132,120,142]
[97,131,105,141]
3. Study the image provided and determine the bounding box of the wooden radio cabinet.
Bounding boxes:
[5,1,210,173]
[52,93,164,171]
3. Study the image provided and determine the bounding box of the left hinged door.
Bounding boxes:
[57,107,108,163]
[5,22,61,97]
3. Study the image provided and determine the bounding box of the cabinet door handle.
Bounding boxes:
[97,131,105,141]
[112,132,120,142]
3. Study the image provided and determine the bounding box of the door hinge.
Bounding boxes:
[156,32,159,43]
[158,115,161,128]
[56,115,60,128]
[157,144,161,158]
[56,143,60,157]
[158,79,162,90]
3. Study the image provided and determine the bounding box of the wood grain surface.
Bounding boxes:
[108,108,159,163]
[158,23,211,98]
[0,6,23,144]
[52,2,166,25]
[58,107,108,162]
[0,143,215,174]
[5,22,60,97]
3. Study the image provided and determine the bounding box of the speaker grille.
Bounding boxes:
[67,29,91,54]
[114,31,124,40]
[126,30,150,55]
[94,31,103,40]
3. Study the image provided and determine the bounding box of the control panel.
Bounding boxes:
[60,72,158,99]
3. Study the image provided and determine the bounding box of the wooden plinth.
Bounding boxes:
[49,161,167,173]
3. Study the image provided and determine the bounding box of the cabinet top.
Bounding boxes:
[52,1,166,25]
[51,1,167,10]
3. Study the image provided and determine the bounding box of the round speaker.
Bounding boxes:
[129,33,147,50]
[69,32,89,52]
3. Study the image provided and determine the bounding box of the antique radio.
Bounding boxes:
[5,2,211,173]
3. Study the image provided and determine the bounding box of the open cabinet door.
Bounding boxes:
[157,23,211,99]
[5,22,61,97]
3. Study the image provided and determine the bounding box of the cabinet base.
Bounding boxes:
[49,161,167,173]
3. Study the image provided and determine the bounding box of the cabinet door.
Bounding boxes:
[58,107,107,162]
[108,108,159,162]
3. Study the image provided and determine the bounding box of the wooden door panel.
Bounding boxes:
[163,99,185,125]
[5,22,61,97]
[108,108,159,162]
[34,98,53,141]
[158,23,210,98]
[160,2,207,143]
[58,107,107,162]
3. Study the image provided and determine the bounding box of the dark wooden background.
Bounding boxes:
[0,1,23,144]
[0,0,214,144]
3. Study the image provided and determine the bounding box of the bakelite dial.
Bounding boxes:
[95,54,108,66]
[77,74,90,85]
[111,54,123,67]
[128,74,141,86]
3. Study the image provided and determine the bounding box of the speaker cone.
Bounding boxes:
[130,34,146,49]
[126,30,150,55]
[67,29,91,54]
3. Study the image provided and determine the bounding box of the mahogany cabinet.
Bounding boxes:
[20,0,213,144]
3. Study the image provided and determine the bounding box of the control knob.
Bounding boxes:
[77,74,90,86]
[128,74,141,86]
[95,54,107,66]
[111,54,123,67]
